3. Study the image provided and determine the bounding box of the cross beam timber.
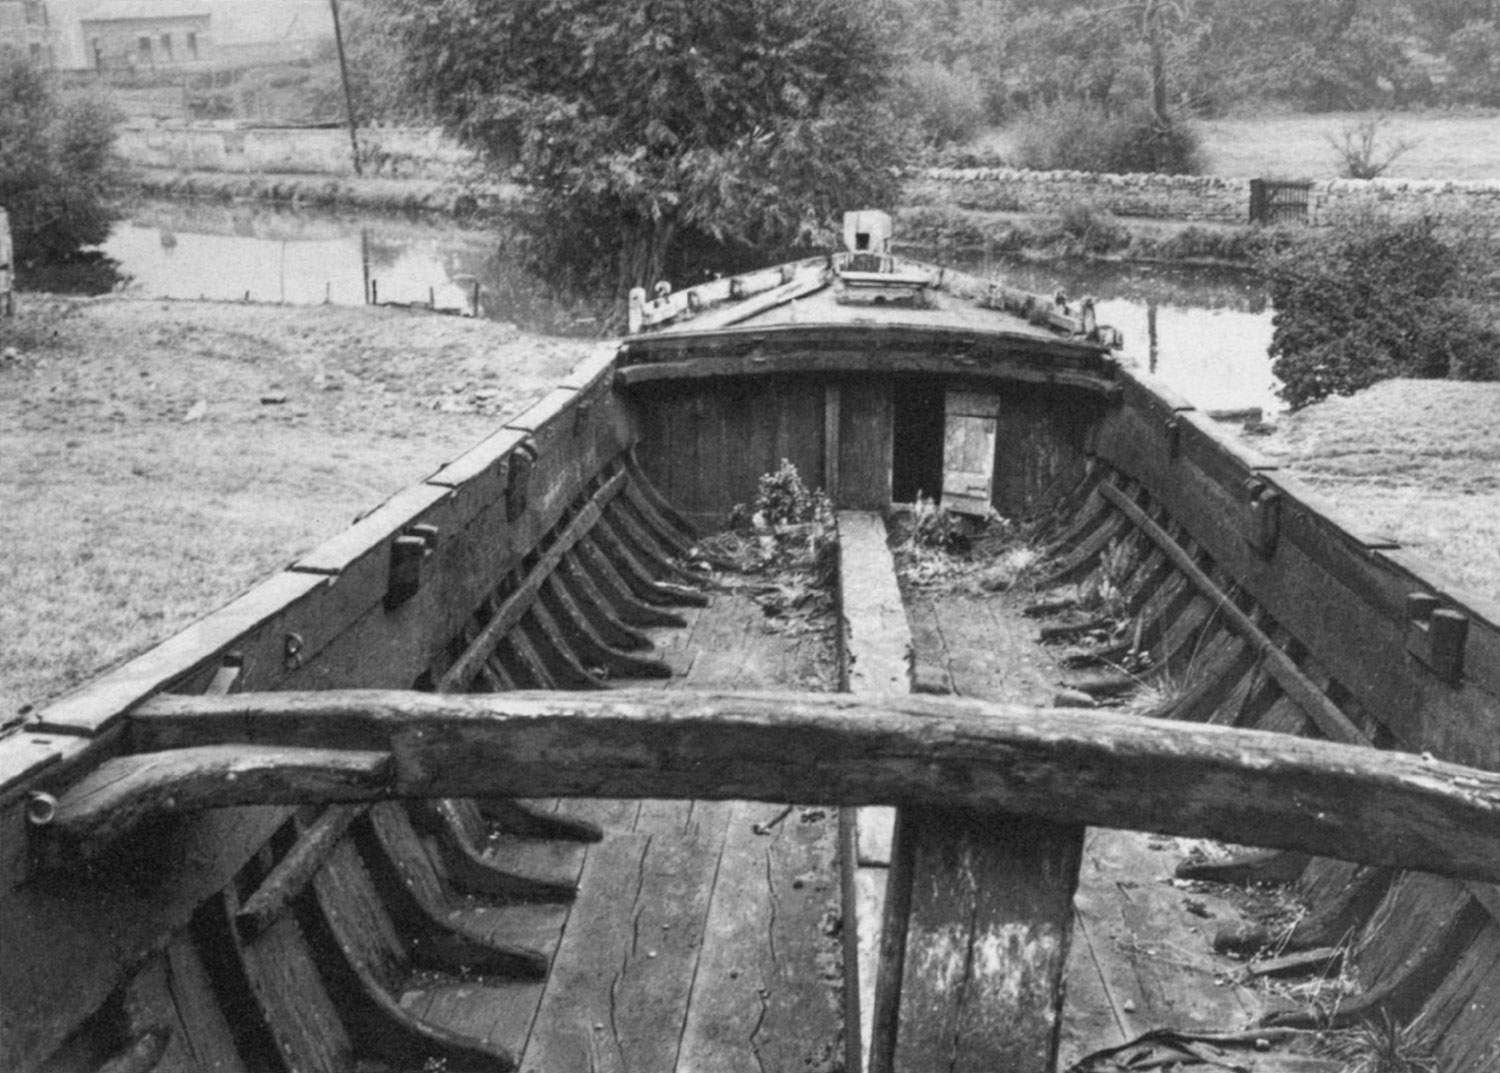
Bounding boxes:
[43,689,1500,883]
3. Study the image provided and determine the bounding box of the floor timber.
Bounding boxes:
[406,588,844,1073]
[902,585,1273,1065]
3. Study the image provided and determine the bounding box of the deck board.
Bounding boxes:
[520,804,735,1073]
[1059,829,1266,1068]
[677,799,845,1073]
[420,585,841,1073]
[903,586,1270,1065]
[883,581,1082,1072]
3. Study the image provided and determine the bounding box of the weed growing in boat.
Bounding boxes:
[893,495,1043,593]
[749,458,831,530]
[704,461,837,635]
[1077,537,1133,620]
[1109,664,1185,717]
[1320,1012,1439,1073]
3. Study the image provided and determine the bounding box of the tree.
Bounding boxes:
[1193,0,1417,111]
[0,55,123,268]
[381,0,908,295]
[1445,19,1500,104]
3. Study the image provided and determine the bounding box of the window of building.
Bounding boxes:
[160,33,172,60]
[29,42,42,64]
[186,31,198,59]
[23,2,45,27]
[138,36,152,63]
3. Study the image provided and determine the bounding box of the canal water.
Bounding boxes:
[102,200,1281,414]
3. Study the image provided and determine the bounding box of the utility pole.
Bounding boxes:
[329,0,362,176]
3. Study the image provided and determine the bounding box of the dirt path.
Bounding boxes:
[1248,378,1500,606]
[0,295,596,719]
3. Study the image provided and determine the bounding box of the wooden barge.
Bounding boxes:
[7,211,1500,1072]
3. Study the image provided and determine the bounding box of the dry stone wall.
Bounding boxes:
[1309,177,1500,228]
[908,168,1252,223]
[912,166,1500,230]
[115,123,483,182]
[110,124,1500,232]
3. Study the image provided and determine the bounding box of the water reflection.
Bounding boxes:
[943,253,1280,415]
[103,200,605,336]
[102,202,1282,412]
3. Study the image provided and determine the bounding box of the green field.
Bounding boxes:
[977,110,1500,181]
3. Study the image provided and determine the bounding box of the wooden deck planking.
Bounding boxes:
[882,581,1083,1072]
[519,804,735,1073]
[460,581,839,1072]
[1058,829,1266,1067]
[905,584,1272,1066]
[677,799,845,1073]
[838,511,914,1073]
[906,592,1057,705]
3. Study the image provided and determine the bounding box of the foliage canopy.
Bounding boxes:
[0,55,122,267]
[1259,217,1500,410]
[381,0,907,294]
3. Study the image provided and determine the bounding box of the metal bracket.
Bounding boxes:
[1163,416,1180,459]
[1406,593,1468,684]
[1244,479,1280,558]
[386,524,439,610]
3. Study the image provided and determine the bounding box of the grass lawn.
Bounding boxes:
[1250,379,1500,605]
[974,109,1500,180]
[0,296,595,719]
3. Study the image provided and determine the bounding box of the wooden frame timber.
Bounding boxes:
[35,687,1500,884]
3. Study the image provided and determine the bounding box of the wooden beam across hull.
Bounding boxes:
[39,688,1500,884]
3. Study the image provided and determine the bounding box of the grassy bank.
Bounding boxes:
[972,109,1500,181]
[1250,379,1500,604]
[0,296,593,719]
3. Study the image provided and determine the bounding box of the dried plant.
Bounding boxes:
[1327,116,1419,180]
[1321,1012,1440,1073]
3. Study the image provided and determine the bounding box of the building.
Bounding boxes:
[17,0,331,71]
[0,2,57,66]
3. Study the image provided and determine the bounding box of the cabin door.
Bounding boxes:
[942,391,999,516]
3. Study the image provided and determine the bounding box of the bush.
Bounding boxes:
[1327,116,1418,180]
[1259,216,1500,410]
[895,61,990,149]
[749,459,831,529]
[0,57,123,268]
[1054,201,1130,255]
[1011,101,1205,176]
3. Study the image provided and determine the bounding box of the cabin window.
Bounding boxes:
[891,377,946,504]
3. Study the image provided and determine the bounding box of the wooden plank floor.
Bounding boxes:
[410,587,844,1073]
[902,587,1272,1063]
